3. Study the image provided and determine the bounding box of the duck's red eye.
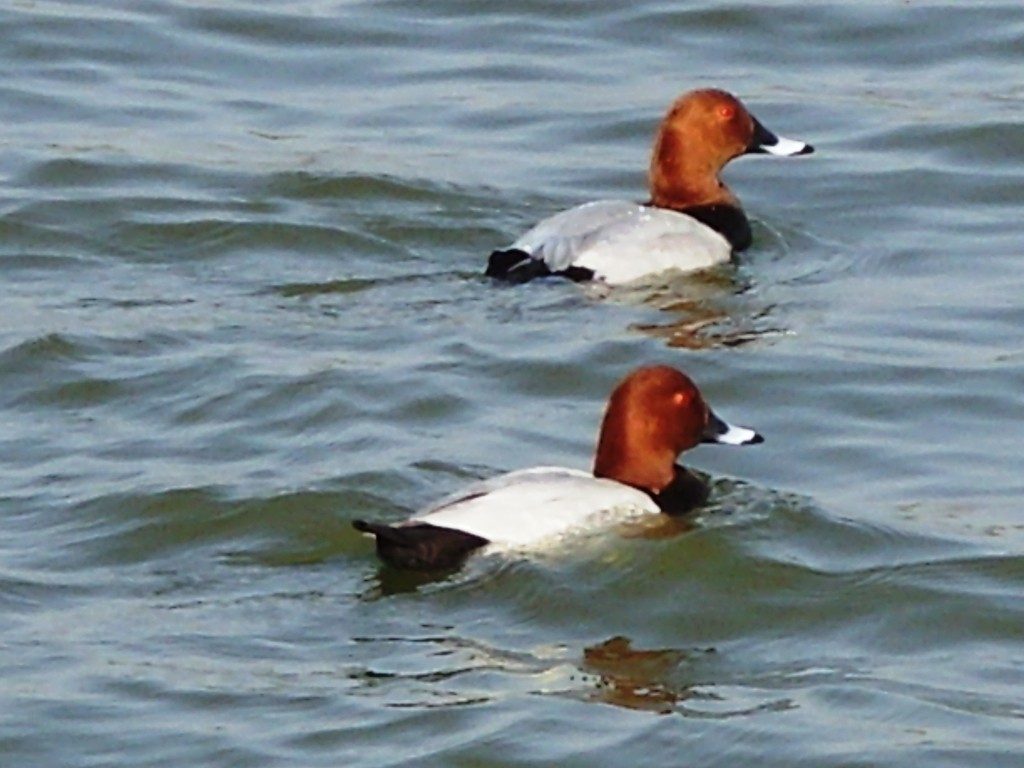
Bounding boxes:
[718,105,735,119]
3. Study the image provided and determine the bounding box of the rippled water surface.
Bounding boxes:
[3,1,1024,766]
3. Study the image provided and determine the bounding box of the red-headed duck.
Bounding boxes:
[485,88,813,285]
[353,364,763,570]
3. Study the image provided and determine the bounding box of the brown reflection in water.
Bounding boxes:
[580,636,711,715]
[633,300,783,350]
[596,268,785,349]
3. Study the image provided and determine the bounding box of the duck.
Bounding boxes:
[485,88,813,285]
[353,364,763,570]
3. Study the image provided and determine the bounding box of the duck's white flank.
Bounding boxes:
[411,466,658,547]
[511,200,730,284]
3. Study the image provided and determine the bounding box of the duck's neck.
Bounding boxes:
[648,134,752,250]
[650,129,735,206]
[593,431,676,495]
[649,465,710,515]
[649,171,736,212]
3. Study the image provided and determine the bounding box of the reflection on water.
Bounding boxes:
[348,630,558,709]
[363,563,466,598]
[346,631,697,712]
[632,302,787,350]
[348,627,796,719]
[589,267,787,349]
[579,635,702,714]
[572,636,797,719]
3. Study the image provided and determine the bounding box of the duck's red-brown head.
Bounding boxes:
[593,364,762,494]
[648,89,813,211]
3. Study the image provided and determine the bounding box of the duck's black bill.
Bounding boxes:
[701,409,764,446]
[747,116,814,156]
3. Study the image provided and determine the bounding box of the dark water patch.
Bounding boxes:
[172,4,349,50]
[0,331,87,366]
[76,296,197,311]
[605,3,766,43]
[115,217,383,263]
[261,171,475,207]
[24,373,126,410]
[52,485,379,574]
[0,569,93,616]
[272,277,379,298]
[912,119,1024,172]
[4,340,236,421]
[220,489,395,568]
[53,487,240,569]
[16,156,221,192]
[0,212,111,264]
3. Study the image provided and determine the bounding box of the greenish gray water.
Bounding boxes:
[2,1,1024,766]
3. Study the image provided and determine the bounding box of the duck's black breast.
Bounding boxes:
[650,466,710,515]
[677,204,752,251]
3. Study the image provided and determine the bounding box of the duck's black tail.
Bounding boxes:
[485,249,594,283]
[485,248,550,283]
[353,519,489,571]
